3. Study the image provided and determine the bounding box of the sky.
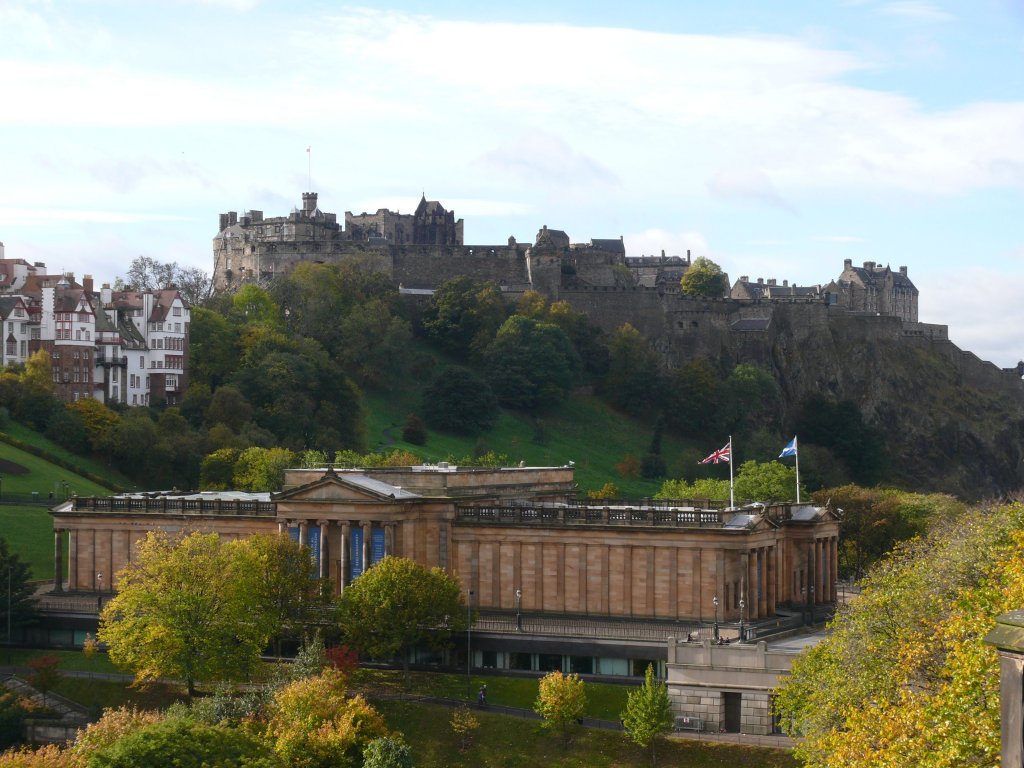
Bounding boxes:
[1,0,1023,365]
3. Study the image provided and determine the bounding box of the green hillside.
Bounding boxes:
[363,389,707,497]
[0,433,120,580]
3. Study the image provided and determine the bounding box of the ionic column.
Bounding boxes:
[384,523,396,557]
[318,520,329,580]
[277,521,287,535]
[758,548,768,618]
[831,536,839,602]
[53,530,64,593]
[766,545,777,614]
[362,521,372,573]
[745,551,755,620]
[339,522,350,593]
[298,520,308,548]
[68,530,78,591]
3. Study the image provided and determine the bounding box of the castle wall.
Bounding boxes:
[391,245,529,289]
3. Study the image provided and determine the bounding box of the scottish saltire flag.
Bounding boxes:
[779,437,798,458]
[700,443,731,464]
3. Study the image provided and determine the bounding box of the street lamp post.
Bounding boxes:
[712,595,719,641]
[515,588,522,632]
[739,598,745,642]
[466,589,473,701]
[809,584,815,625]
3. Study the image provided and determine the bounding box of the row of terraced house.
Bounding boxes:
[0,246,189,406]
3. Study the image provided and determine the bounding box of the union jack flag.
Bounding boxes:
[699,443,731,464]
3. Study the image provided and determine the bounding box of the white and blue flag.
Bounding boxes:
[779,437,798,458]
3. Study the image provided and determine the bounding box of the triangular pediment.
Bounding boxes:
[274,472,419,503]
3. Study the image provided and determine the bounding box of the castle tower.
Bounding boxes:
[302,192,318,215]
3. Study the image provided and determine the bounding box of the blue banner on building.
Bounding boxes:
[371,527,385,565]
[350,526,364,581]
[307,526,321,569]
[288,526,300,544]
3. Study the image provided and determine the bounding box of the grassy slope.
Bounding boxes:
[377,700,797,768]
[364,389,697,497]
[0,436,121,579]
[2,422,132,491]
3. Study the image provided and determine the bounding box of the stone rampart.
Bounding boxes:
[392,245,528,289]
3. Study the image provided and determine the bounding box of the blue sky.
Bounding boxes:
[1,0,1022,365]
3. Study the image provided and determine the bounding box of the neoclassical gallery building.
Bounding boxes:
[49,463,838,687]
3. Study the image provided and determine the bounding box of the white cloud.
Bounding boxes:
[0,208,187,225]
[878,2,954,22]
[478,132,619,188]
[918,267,1024,368]
[707,168,796,212]
[624,229,709,259]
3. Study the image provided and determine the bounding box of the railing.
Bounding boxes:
[471,611,708,642]
[456,504,724,528]
[69,497,276,516]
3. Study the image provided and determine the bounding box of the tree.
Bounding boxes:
[534,671,587,746]
[266,669,386,768]
[732,460,803,502]
[680,256,728,298]
[205,385,252,432]
[715,364,780,436]
[422,367,499,436]
[450,706,480,752]
[663,359,720,436]
[795,394,887,486]
[0,539,36,642]
[337,556,466,689]
[421,276,507,358]
[601,324,662,415]
[401,413,427,445]
[121,255,178,293]
[88,716,281,768]
[98,532,274,697]
[200,447,240,490]
[244,534,330,656]
[232,447,298,491]
[362,735,413,768]
[188,308,239,389]
[27,655,60,708]
[773,503,1024,768]
[484,316,579,409]
[621,663,674,766]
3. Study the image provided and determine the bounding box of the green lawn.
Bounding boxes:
[376,699,798,768]
[0,436,117,499]
[363,389,700,497]
[350,668,631,722]
[0,505,62,579]
[1,422,132,491]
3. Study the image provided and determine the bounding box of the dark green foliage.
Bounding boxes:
[0,537,39,637]
[601,324,663,416]
[421,276,508,358]
[422,367,499,436]
[0,692,27,750]
[795,395,887,486]
[715,364,781,437]
[663,359,720,436]
[273,263,413,389]
[484,316,580,409]
[188,307,240,389]
[363,735,414,768]
[44,406,89,454]
[205,385,253,432]
[640,454,666,479]
[231,334,365,452]
[402,414,428,445]
[679,256,728,298]
[88,716,282,768]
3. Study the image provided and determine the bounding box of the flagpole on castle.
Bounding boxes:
[728,435,734,509]
[794,436,801,504]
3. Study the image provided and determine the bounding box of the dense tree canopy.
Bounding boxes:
[679,256,728,298]
[338,556,466,687]
[421,366,499,436]
[775,502,1024,767]
[602,324,662,416]
[621,664,674,764]
[484,316,579,409]
[421,276,507,357]
[98,532,276,696]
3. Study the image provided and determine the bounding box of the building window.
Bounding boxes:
[173,307,182,317]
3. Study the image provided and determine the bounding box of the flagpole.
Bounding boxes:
[728,434,734,508]
[794,436,800,504]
